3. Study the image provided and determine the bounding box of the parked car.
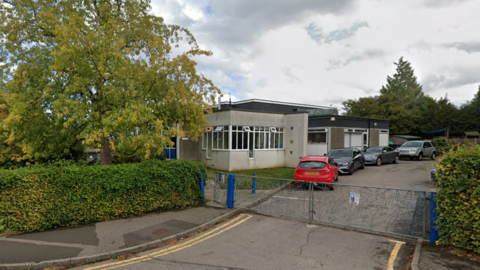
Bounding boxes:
[326,147,365,175]
[293,156,339,189]
[363,146,399,166]
[395,141,436,160]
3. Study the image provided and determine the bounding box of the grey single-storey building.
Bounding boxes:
[179,99,389,171]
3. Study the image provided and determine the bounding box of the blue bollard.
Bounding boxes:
[430,192,439,244]
[201,172,205,204]
[227,174,235,209]
[252,173,256,194]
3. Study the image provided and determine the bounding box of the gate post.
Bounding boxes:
[308,182,314,222]
[227,174,235,209]
[200,172,205,204]
[430,192,439,244]
[252,173,256,194]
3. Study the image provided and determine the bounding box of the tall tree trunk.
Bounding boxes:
[100,136,112,165]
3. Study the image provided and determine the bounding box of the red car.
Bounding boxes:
[293,156,339,188]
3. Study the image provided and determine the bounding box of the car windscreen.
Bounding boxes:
[402,141,422,147]
[327,149,352,158]
[364,147,382,153]
[299,161,327,169]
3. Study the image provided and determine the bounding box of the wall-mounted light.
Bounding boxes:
[374,122,377,127]
[330,117,335,121]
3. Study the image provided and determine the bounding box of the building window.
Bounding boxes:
[308,132,327,143]
[254,126,283,149]
[232,126,249,150]
[213,126,229,150]
[203,125,284,151]
[202,127,212,149]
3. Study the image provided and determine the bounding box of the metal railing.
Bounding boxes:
[212,173,427,238]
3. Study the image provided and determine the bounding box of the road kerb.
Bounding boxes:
[411,239,424,270]
[0,208,241,270]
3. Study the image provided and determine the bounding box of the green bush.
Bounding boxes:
[435,145,480,253]
[433,137,450,155]
[0,160,205,233]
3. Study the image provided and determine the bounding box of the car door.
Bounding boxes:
[352,148,362,169]
[384,147,395,163]
[423,142,433,157]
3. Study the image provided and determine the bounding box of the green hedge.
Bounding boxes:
[0,160,205,233]
[433,137,450,155]
[436,145,480,253]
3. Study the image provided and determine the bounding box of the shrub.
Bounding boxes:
[435,145,480,253]
[433,137,450,155]
[0,160,205,233]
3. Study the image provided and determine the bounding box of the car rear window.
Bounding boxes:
[402,141,422,147]
[364,147,382,153]
[299,161,327,169]
[327,149,352,158]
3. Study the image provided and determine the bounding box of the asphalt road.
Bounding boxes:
[75,159,435,270]
[75,213,415,270]
[338,158,437,191]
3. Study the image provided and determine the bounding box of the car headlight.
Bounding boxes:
[339,162,349,166]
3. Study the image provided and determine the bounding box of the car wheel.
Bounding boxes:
[360,161,365,170]
[431,152,436,160]
[348,164,354,175]
[394,155,399,164]
[376,157,382,166]
[329,185,334,191]
[417,152,423,160]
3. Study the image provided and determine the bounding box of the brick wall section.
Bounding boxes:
[330,128,345,149]
[369,129,380,146]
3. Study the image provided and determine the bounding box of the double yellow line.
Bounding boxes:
[388,239,406,270]
[84,214,252,270]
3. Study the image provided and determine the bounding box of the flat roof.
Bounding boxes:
[220,99,336,110]
[465,131,480,137]
[390,135,422,139]
[309,114,389,122]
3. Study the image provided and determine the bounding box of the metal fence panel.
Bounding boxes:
[310,184,426,238]
[213,172,228,205]
[211,173,426,238]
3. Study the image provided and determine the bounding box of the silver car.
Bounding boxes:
[363,146,399,166]
[395,141,436,160]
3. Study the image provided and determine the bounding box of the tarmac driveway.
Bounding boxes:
[338,158,437,191]
[75,213,415,270]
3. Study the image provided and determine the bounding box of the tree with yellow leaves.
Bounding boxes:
[0,0,219,165]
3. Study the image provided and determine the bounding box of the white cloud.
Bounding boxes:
[151,0,480,108]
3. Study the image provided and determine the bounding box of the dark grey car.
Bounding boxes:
[363,146,399,166]
[327,147,365,175]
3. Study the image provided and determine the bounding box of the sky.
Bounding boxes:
[150,0,480,111]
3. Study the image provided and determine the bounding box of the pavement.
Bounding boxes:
[1,189,479,270]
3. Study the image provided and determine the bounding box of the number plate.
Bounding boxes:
[305,171,319,175]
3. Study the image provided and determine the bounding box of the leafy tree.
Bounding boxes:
[422,95,458,133]
[0,0,220,165]
[455,86,480,134]
[378,57,425,134]
[343,57,434,135]
[342,96,381,118]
